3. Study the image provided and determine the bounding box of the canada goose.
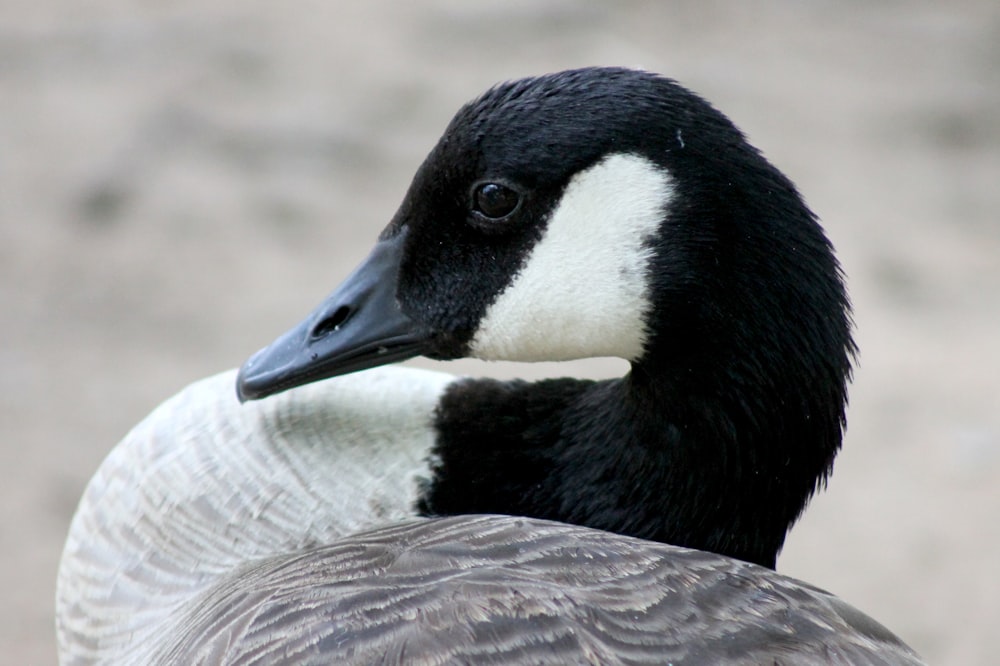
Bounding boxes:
[57,68,924,664]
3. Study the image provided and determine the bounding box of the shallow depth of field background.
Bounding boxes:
[3,2,999,663]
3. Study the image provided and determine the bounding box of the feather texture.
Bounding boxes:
[153,515,921,665]
[56,367,453,664]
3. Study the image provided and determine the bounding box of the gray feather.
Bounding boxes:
[150,515,923,665]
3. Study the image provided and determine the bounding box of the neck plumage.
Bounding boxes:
[421,346,846,569]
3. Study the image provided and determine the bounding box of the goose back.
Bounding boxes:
[151,515,922,666]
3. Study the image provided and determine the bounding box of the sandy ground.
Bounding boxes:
[3,1,999,663]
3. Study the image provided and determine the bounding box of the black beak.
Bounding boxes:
[236,230,432,402]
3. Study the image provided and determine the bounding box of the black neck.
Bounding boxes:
[417,353,844,569]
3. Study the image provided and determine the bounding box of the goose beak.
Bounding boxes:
[236,231,432,402]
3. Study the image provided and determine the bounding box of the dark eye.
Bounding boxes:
[472,182,520,219]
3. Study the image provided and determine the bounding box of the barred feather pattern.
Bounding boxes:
[149,515,923,666]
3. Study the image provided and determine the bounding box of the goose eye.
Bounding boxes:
[472,182,520,219]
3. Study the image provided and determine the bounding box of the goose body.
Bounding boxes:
[57,68,924,664]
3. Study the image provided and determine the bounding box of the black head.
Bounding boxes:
[385,67,782,360]
[235,66,855,566]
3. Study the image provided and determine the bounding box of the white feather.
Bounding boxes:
[55,366,454,665]
[470,153,672,362]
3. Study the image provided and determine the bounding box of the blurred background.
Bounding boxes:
[3,1,998,663]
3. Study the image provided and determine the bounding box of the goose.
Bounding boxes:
[56,67,924,665]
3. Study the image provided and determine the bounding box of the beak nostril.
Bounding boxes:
[311,306,353,340]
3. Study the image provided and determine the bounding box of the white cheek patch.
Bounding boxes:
[470,153,673,362]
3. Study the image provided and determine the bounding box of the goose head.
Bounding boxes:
[236,67,855,567]
[238,66,851,394]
